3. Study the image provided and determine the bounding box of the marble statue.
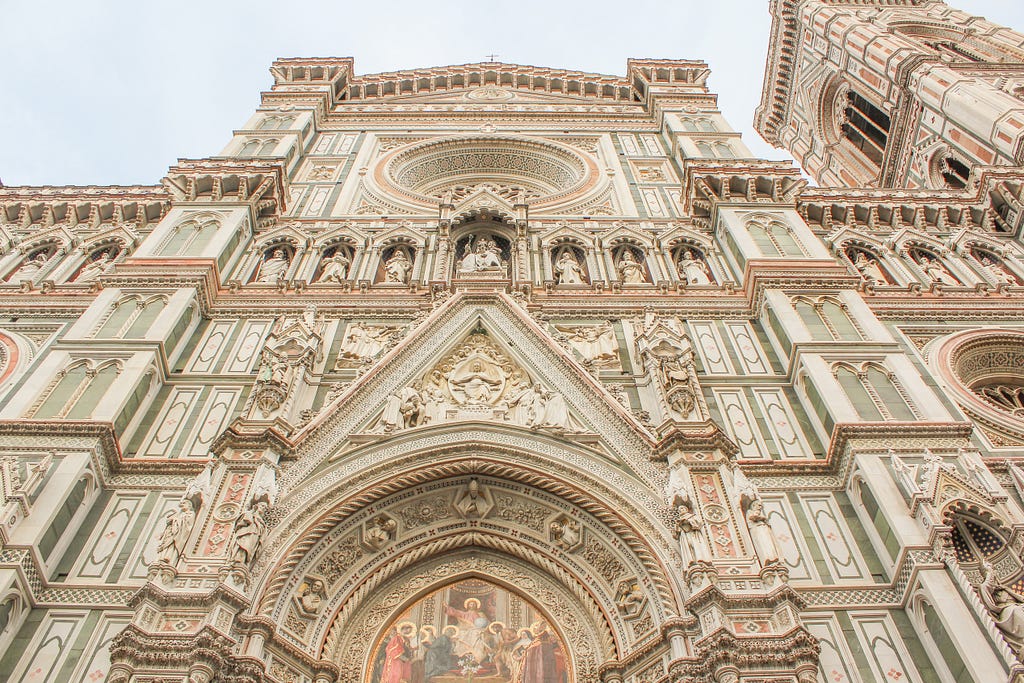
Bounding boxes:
[617,250,647,284]
[852,250,890,284]
[981,256,1017,285]
[554,323,619,364]
[77,251,115,282]
[554,249,586,284]
[154,498,197,567]
[338,322,399,361]
[981,561,1024,650]
[917,254,959,286]
[10,252,48,282]
[257,248,290,283]
[384,249,413,283]
[665,469,711,564]
[677,250,711,285]
[745,498,781,564]
[459,236,504,273]
[365,515,398,551]
[380,384,424,431]
[317,250,351,283]
[228,497,269,567]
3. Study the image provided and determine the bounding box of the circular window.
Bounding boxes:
[376,135,597,209]
[936,330,1024,443]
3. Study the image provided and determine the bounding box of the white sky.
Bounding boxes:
[1,1,1022,187]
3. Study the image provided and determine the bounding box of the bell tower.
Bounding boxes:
[756,0,1024,189]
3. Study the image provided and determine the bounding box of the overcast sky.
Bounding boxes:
[1,1,1022,187]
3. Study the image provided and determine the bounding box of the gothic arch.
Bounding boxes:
[249,434,683,676]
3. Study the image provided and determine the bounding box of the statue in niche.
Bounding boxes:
[916,252,960,286]
[154,498,197,568]
[364,514,398,551]
[257,350,290,386]
[550,518,581,550]
[980,561,1024,650]
[617,249,647,284]
[458,235,504,274]
[665,469,711,564]
[338,322,401,363]
[228,495,270,567]
[553,249,586,285]
[979,254,1018,285]
[383,249,413,284]
[657,355,697,418]
[9,252,48,282]
[256,248,290,283]
[77,249,117,282]
[676,249,712,285]
[317,249,351,283]
[379,383,424,431]
[296,578,327,616]
[554,323,619,365]
[850,249,891,285]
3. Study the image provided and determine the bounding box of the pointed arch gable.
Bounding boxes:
[285,294,657,491]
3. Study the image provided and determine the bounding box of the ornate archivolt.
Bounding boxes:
[250,446,682,680]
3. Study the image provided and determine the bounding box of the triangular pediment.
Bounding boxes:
[286,293,663,489]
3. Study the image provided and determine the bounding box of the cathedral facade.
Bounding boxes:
[2,2,1024,682]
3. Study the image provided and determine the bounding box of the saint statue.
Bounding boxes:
[509,383,546,427]
[77,251,115,282]
[851,250,890,284]
[677,250,712,285]
[745,498,780,564]
[154,498,197,567]
[339,322,396,361]
[556,323,619,364]
[459,236,504,273]
[617,250,647,284]
[228,497,269,567]
[256,248,290,283]
[380,384,424,431]
[383,249,413,283]
[981,255,1017,285]
[317,250,351,283]
[980,561,1024,650]
[554,250,585,285]
[10,252,48,282]
[917,254,959,286]
[538,390,571,430]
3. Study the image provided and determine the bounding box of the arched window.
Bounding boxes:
[794,297,862,341]
[158,217,220,257]
[95,296,167,339]
[747,220,805,258]
[696,141,714,157]
[841,91,890,167]
[258,139,279,156]
[714,142,735,158]
[238,139,261,157]
[833,362,918,421]
[939,156,971,189]
[29,361,121,419]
